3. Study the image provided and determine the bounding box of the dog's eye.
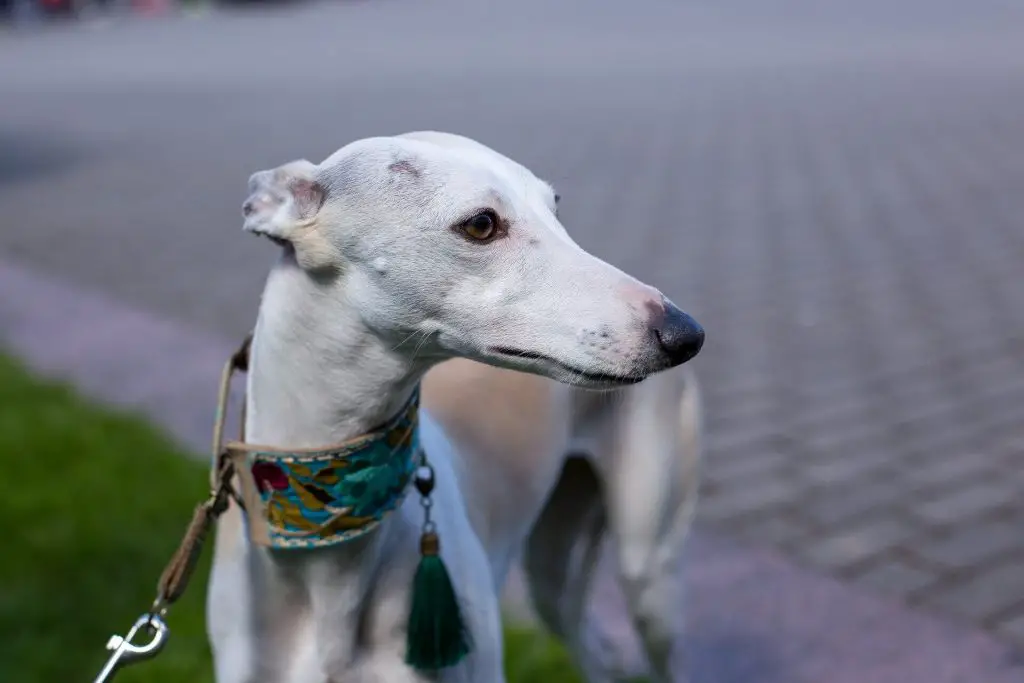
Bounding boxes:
[460,211,500,242]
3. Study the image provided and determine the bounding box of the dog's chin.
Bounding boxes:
[484,346,646,391]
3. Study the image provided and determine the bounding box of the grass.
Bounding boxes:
[0,352,584,683]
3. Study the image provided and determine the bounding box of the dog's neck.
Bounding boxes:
[244,254,423,448]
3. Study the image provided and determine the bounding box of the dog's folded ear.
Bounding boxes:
[243,159,324,240]
[243,160,335,270]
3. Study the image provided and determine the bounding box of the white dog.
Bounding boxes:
[206,131,704,683]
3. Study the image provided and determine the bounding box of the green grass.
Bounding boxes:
[0,352,583,683]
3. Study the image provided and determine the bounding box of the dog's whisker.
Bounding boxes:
[386,424,416,461]
[390,329,427,354]
[408,330,433,365]
[600,387,627,406]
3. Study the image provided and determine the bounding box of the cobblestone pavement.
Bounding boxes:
[2,0,1024,652]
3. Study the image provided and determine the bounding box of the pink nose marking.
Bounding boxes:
[644,297,666,327]
[621,281,664,323]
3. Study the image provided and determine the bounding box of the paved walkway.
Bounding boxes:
[4,254,1023,682]
[2,0,1024,678]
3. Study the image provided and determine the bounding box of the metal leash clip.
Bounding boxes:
[92,612,169,683]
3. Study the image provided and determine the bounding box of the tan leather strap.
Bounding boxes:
[152,332,252,613]
[155,456,234,608]
[210,332,252,471]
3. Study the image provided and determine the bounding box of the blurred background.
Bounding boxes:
[2,0,1024,681]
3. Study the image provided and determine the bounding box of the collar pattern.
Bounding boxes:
[227,391,420,549]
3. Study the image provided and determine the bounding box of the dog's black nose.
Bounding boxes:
[653,300,705,365]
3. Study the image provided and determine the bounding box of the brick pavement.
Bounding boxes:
[7,254,1024,683]
[2,0,1024,661]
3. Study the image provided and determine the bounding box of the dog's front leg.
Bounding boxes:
[301,533,405,683]
[602,368,702,683]
[306,517,505,683]
[208,505,316,683]
[523,456,619,683]
[322,576,436,683]
[528,368,701,683]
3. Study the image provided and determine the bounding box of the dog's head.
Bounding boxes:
[242,131,703,389]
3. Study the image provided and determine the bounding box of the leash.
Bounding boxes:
[92,329,469,679]
[91,334,251,683]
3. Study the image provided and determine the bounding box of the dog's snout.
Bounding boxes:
[652,299,704,365]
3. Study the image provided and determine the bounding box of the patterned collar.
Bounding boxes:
[224,390,420,550]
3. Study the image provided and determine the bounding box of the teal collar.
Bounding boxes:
[226,390,421,550]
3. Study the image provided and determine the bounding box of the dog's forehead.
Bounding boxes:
[398,131,554,200]
[321,138,482,191]
[317,134,560,234]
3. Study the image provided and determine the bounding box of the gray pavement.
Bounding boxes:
[3,0,1024,675]
[4,254,1023,683]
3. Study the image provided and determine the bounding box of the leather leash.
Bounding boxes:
[92,333,252,683]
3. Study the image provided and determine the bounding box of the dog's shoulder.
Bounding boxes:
[422,359,570,485]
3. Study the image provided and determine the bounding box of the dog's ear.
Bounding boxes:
[242,160,324,239]
[242,160,335,270]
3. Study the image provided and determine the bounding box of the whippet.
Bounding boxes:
[206,131,704,683]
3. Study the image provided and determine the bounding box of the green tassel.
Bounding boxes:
[405,532,471,670]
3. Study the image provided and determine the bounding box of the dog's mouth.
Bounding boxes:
[487,346,645,388]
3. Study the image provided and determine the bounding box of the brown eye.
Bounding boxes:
[461,211,499,242]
